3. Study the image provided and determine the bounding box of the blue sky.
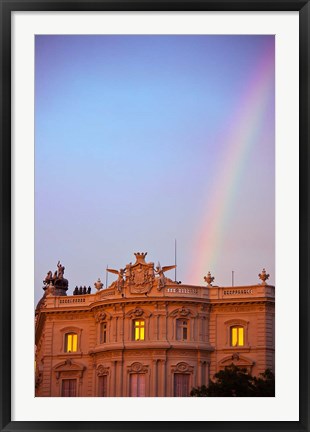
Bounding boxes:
[35,35,275,304]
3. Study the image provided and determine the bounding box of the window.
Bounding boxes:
[176,319,188,341]
[98,375,107,397]
[174,374,190,397]
[133,320,145,341]
[61,379,77,397]
[130,373,146,397]
[231,326,244,347]
[65,333,78,352]
[100,322,107,344]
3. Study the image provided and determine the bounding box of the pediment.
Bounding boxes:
[54,358,85,373]
[219,353,254,368]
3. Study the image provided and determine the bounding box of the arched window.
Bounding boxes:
[64,332,78,352]
[176,319,188,341]
[230,326,244,347]
[133,320,145,341]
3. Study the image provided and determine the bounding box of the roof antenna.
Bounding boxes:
[106,265,108,289]
[174,239,177,282]
[232,270,234,287]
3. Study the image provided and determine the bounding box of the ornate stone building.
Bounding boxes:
[35,253,275,397]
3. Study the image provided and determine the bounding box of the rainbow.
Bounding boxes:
[186,41,275,285]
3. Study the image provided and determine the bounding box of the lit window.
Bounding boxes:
[100,323,107,344]
[65,333,78,352]
[133,320,145,341]
[176,319,188,341]
[231,326,244,347]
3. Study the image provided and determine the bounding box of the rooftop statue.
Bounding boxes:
[37,261,68,311]
[155,262,176,291]
[107,268,125,293]
[42,261,68,293]
[57,261,65,279]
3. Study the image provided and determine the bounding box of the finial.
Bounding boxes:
[204,271,215,286]
[94,278,103,291]
[258,268,270,284]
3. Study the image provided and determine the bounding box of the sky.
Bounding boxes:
[35,35,275,304]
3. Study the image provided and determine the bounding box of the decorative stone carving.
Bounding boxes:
[258,268,270,284]
[134,252,148,263]
[126,307,151,319]
[170,307,196,318]
[204,271,214,286]
[179,307,190,317]
[133,307,144,317]
[94,311,106,323]
[171,362,194,373]
[127,362,149,374]
[106,253,176,295]
[97,365,110,376]
[219,354,254,371]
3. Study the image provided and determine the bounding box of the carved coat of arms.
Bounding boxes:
[107,252,176,294]
[126,253,155,294]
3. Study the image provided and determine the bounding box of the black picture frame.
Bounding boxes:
[1,1,309,431]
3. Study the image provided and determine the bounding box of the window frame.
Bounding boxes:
[129,373,146,397]
[224,319,249,348]
[230,325,244,347]
[133,319,145,341]
[64,332,78,353]
[100,322,107,344]
[61,378,77,397]
[98,374,108,397]
[173,373,190,397]
[176,318,189,341]
[59,326,82,354]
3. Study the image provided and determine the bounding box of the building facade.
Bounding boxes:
[35,252,275,397]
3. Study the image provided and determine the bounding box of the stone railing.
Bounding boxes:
[164,285,208,299]
[41,283,274,309]
[49,294,97,308]
[208,284,275,300]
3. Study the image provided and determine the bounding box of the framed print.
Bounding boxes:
[1,1,309,431]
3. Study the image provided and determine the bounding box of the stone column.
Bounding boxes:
[154,315,159,341]
[111,360,117,397]
[119,315,124,343]
[115,360,123,397]
[159,360,166,397]
[197,360,202,386]
[205,361,210,386]
[152,359,158,397]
